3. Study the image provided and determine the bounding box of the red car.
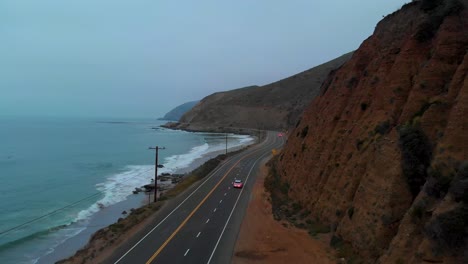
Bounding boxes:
[233,179,244,188]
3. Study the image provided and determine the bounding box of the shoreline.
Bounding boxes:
[40,132,258,264]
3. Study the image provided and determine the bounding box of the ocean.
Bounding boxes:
[0,116,254,264]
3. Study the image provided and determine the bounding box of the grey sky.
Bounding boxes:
[1,0,409,118]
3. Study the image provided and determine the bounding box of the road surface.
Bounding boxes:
[105,131,284,264]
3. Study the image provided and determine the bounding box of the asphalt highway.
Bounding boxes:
[105,131,284,264]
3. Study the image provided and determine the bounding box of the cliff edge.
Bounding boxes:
[271,0,467,263]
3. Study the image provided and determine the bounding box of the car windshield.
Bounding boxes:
[234,180,242,183]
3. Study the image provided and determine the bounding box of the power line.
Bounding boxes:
[0,167,154,237]
[0,192,101,236]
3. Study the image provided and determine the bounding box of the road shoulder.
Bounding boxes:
[232,164,336,264]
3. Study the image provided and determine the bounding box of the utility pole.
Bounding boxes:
[149,146,165,202]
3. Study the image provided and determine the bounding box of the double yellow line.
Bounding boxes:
[145,146,264,263]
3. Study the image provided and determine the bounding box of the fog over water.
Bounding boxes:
[1,0,409,118]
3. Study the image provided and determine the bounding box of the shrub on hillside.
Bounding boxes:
[411,198,428,221]
[360,102,368,111]
[301,126,309,138]
[425,165,453,198]
[374,120,391,135]
[347,206,355,219]
[416,0,465,42]
[449,161,468,203]
[425,205,468,254]
[398,124,433,198]
[420,0,443,12]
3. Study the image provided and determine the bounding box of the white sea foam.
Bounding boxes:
[75,165,153,221]
[33,133,255,264]
[74,134,254,223]
[162,143,210,172]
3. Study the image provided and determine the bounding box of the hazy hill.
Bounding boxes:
[272,0,468,262]
[160,101,199,121]
[169,52,353,132]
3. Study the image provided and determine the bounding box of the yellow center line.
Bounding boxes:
[145,150,258,264]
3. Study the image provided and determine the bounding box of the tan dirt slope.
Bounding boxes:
[173,52,353,132]
[233,165,335,264]
[273,1,467,263]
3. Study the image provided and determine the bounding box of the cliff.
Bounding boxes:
[159,100,199,121]
[172,52,353,132]
[271,0,468,263]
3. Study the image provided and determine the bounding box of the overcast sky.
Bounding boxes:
[0,0,409,118]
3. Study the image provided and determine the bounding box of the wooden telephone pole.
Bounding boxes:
[149,146,165,202]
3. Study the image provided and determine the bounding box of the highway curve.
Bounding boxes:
[104,131,284,264]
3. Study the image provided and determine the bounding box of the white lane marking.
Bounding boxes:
[206,147,271,264]
[196,232,201,238]
[115,132,277,263]
[206,219,210,224]
[113,159,232,263]
[219,200,223,204]
[228,187,231,190]
[184,249,190,256]
[213,208,217,212]
[224,193,227,196]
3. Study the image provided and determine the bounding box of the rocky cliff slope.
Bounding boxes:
[159,100,199,121]
[171,52,353,132]
[270,0,467,263]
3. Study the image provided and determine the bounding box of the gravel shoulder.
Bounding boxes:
[232,164,336,264]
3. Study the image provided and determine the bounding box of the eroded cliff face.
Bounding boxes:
[274,1,467,263]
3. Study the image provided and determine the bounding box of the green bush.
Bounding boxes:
[374,120,391,135]
[280,182,290,195]
[425,205,468,253]
[420,0,443,12]
[264,157,291,221]
[425,166,452,198]
[336,209,343,217]
[347,77,359,89]
[416,0,465,42]
[449,162,468,203]
[356,139,364,151]
[307,220,330,236]
[398,124,433,199]
[348,207,355,219]
[360,102,368,111]
[301,126,309,138]
[411,199,427,220]
[330,235,344,248]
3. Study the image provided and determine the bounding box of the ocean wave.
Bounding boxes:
[0,223,84,254]
[2,134,255,263]
[74,134,254,223]
[162,143,210,172]
[75,165,154,222]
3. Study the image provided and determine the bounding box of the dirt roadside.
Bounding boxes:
[232,164,336,264]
